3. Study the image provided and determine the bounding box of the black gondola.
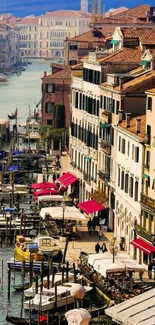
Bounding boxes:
[6,315,67,325]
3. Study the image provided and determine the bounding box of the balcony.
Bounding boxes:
[98,170,110,182]
[136,224,155,244]
[70,161,76,168]
[141,193,155,212]
[100,140,111,155]
[83,172,91,185]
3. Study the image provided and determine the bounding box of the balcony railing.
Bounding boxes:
[100,140,111,155]
[141,193,155,211]
[136,224,155,244]
[98,170,110,182]
[70,161,76,168]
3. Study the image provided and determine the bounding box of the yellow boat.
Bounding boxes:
[15,236,44,261]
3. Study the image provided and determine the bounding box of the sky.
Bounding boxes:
[0,0,154,17]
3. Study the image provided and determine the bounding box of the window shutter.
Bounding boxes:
[135,146,139,163]
[119,136,121,151]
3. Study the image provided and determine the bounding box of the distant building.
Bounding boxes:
[41,64,71,128]
[16,17,39,58]
[0,21,20,70]
[38,10,90,59]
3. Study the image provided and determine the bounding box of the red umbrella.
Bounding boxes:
[32,182,57,190]
[34,189,60,197]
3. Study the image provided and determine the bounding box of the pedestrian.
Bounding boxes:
[101,242,107,253]
[98,227,102,241]
[95,242,100,254]
[87,219,92,235]
[92,216,97,232]
[148,263,152,279]
[52,173,56,182]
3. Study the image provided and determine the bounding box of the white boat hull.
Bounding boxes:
[24,295,75,311]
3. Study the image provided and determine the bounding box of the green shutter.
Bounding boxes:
[100,123,110,129]
[111,40,119,45]
[84,156,91,161]
[139,60,150,66]
[143,174,149,179]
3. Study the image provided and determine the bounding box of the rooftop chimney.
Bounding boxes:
[44,71,47,77]
[136,118,141,134]
[118,110,123,123]
[126,113,131,128]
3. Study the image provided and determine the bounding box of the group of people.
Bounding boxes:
[95,242,108,254]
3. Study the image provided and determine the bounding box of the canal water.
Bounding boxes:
[0,59,52,121]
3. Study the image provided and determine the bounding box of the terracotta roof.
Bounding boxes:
[146,88,155,94]
[95,4,151,25]
[42,66,71,83]
[50,63,64,70]
[16,17,39,24]
[42,10,89,18]
[119,114,146,140]
[98,47,141,64]
[121,27,155,45]
[114,71,155,93]
[68,28,114,43]
[105,7,128,17]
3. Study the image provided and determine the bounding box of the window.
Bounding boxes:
[146,151,150,169]
[118,167,120,187]
[129,176,133,198]
[45,102,54,114]
[69,44,78,50]
[46,84,55,93]
[135,146,139,163]
[132,144,134,159]
[121,138,125,154]
[47,119,53,125]
[147,125,151,145]
[116,100,120,114]
[118,136,121,151]
[125,174,129,193]
[121,170,124,190]
[75,92,78,109]
[127,141,130,156]
[147,97,152,111]
[134,181,139,202]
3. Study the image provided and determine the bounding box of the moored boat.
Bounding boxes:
[11,282,30,291]
[6,315,67,325]
[15,235,44,262]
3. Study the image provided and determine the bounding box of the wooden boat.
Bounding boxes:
[11,282,30,291]
[6,315,67,325]
[15,236,44,262]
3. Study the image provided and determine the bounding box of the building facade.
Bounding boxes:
[41,64,71,128]
[16,17,39,58]
[38,10,90,59]
[0,21,20,70]
[114,114,145,257]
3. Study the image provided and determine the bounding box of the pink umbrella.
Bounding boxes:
[32,182,57,190]
[34,189,60,197]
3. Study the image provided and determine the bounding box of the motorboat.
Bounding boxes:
[24,282,92,311]
[7,258,50,272]
[24,272,74,298]
[15,235,44,262]
[24,284,75,311]
[33,235,60,255]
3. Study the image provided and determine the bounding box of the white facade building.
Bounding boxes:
[114,113,145,257]
[70,52,101,201]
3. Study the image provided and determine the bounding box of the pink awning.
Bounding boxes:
[34,189,60,197]
[131,238,155,255]
[78,200,105,214]
[32,182,57,190]
[58,172,78,187]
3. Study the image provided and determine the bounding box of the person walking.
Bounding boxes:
[98,227,102,241]
[92,217,97,232]
[95,242,100,254]
[101,242,107,253]
[87,219,92,235]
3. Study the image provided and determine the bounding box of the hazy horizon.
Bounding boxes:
[0,0,154,17]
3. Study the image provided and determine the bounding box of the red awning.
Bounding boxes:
[58,172,78,187]
[32,182,57,190]
[34,189,60,197]
[131,238,155,255]
[78,200,105,214]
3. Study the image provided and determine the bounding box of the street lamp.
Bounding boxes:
[61,201,66,236]
[109,238,118,263]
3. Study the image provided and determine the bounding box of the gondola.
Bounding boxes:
[6,315,67,325]
[11,282,30,291]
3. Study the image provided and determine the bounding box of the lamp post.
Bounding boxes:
[61,201,66,237]
[109,238,118,263]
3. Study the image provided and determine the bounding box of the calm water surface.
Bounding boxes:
[0,59,52,121]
